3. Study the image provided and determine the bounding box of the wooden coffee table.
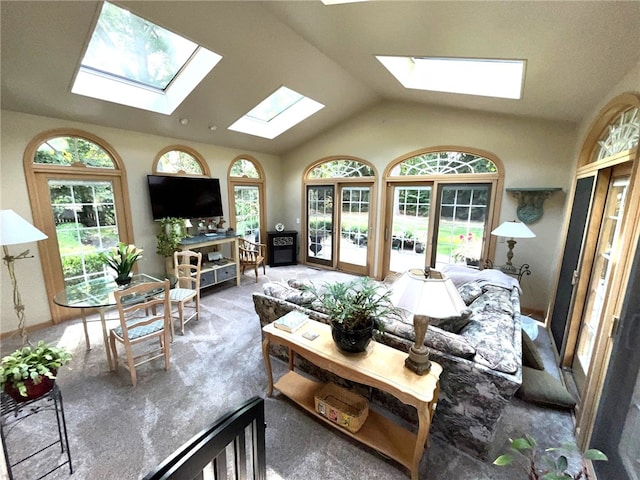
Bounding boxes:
[262,319,442,480]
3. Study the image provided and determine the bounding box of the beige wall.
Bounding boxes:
[281,101,579,312]
[0,110,281,335]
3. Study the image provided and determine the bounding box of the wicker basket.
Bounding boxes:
[314,383,369,433]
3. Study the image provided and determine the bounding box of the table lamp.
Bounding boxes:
[0,209,48,346]
[390,267,467,375]
[491,220,535,274]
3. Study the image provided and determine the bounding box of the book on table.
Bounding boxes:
[274,310,310,333]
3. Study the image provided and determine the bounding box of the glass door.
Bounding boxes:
[432,184,491,269]
[233,185,261,243]
[337,185,371,275]
[306,185,334,266]
[386,184,432,274]
[49,179,121,287]
[590,235,640,480]
[571,176,629,393]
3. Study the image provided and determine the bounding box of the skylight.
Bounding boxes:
[376,56,526,100]
[228,86,324,139]
[72,1,222,114]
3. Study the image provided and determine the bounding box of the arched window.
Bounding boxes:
[228,156,265,243]
[304,157,377,276]
[382,148,502,276]
[152,146,210,176]
[24,129,134,323]
[591,106,639,163]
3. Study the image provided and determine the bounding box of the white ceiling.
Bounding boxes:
[2,1,639,156]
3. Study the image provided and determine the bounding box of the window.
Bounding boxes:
[592,107,639,162]
[153,146,209,176]
[228,86,324,139]
[376,56,525,99]
[24,130,134,323]
[228,156,265,243]
[304,157,376,276]
[72,1,222,114]
[383,149,500,276]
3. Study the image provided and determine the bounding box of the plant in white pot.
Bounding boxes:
[0,341,72,402]
[303,277,402,353]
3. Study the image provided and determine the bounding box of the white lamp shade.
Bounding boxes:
[491,220,535,239]
[390,269,467,319]
[0,209,48,246]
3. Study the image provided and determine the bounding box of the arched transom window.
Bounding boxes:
[592,107,639,163]
[390,151,497,176]
[35,136,115,168]
[153,146,210,176]
[307,159,375,179]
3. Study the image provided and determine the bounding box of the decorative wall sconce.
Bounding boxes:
[506,187,562,224]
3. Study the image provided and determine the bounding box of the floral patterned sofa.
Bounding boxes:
[252,265,523,458]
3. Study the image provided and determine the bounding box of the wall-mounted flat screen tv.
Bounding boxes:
[147,175,224,220]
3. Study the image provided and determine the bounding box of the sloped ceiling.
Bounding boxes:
[2,1,639,156]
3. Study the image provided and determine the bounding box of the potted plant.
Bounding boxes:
[101,242,143,286]
[156,217,190,273]
[303,277,402,353]
[0,341,72,402]
[494,434,607,479]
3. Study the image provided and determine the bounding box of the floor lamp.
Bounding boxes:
[491,220,535,274]
[0,209,48,346]
[390,267,467,375]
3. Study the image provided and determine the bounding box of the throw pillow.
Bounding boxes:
[457,281,483,305]
[522,330,545,370]
[516,366,577,409]
[429,308,473,333]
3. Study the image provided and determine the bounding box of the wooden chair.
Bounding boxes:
[109,280,171,387]
[170,250,202,336]
[238,238,266,283]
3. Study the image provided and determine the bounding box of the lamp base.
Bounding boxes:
[405,347,432,375]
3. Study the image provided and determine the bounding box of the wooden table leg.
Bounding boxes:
[80,308,91,351]
[288,347,294,371]
[262,336,274,397]
[411,405,431,480]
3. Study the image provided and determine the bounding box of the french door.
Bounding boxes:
[306,184,373,275]
[32,173,131,322]
[382,182,491,277]
[571,174,629,393]
[590,234,640,479]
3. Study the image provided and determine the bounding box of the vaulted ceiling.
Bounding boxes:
[2,1,639,156]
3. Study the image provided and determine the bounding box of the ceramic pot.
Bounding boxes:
[4,374,56,403]
[115,273,133,287]
[331,321,373,354]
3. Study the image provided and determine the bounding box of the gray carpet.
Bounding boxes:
[1,265,577,479]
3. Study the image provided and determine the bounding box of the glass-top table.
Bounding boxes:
[53,273,164,370]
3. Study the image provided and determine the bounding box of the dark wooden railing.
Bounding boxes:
[143,396,266,480]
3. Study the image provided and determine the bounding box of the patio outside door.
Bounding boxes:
[306,184,373,276]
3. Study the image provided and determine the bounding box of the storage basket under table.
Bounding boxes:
[314,383,369,433]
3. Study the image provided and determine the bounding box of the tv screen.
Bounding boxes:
[147,175,224,220]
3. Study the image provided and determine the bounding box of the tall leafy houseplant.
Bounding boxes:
[156,217,189,273]
[0,341,72,401]
[303,277,402,353]
[494,434,607,480]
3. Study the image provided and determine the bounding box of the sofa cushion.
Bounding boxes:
[263,282,315,306]
[460,306,518,374]
[457,281,484,305]
[430,308,473,333]
[468,285,515,316]
[383,317,476,359]
[522,330,545,370]
[517,367,576,409]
